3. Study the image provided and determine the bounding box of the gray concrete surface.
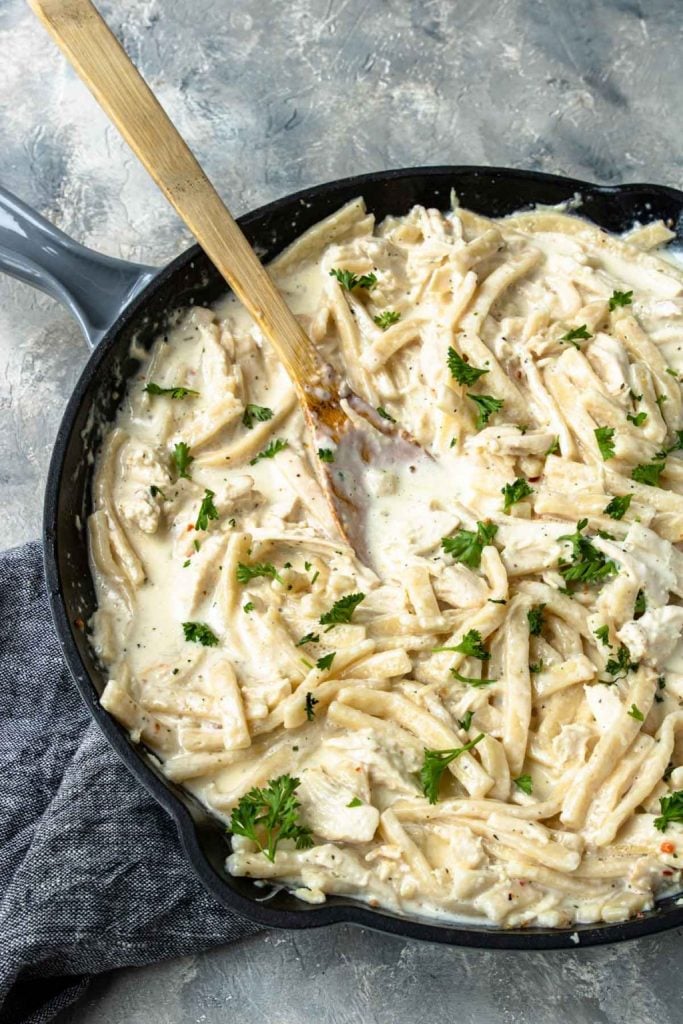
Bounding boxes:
[2,0,683,1020]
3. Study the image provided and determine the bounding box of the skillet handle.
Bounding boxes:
[0,185,156,348]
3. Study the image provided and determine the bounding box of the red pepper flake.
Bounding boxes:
[73,617,85,631]
[662,869,674,876]
[187,524,194,532]
[661,841,676,855]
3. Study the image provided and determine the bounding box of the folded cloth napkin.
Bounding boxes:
[0,542,262,1024]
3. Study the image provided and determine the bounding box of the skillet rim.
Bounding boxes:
[43,164,683,949]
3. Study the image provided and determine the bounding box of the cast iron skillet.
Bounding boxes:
[4,166,683,949]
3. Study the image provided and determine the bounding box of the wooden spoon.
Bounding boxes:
[29,0,432,566]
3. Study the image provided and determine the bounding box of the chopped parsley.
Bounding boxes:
[604,494,631,520]
[627,411,647,427]
[315,652,336,672]
[434,628,490,660]
[514,774,533,795]
[329,268,377,291]
[317,448,334,463]
[172,441,194,479]
[527,604,546,637]
[545,437,561,456]
[502,477,533,513]
[447,347,489,386]
[305,692,319,720]
[420,734,485,804]
[150,484,167,500]
[594,426,616,461]
[441,521,498,569]
[604,643,638,681]
[182,621,219,646]
[195,488,219,531]
[450,668,497,687]
[377,406,396,423]
[634,589,647,619]
[457,710,474,731]
[656,394,668,409]
[243,601,255,614]
[655,430,683,459]
[628,703,644,722]
[229,774,313,861]
[654,791,683,832]
[242,404,274,429]
[250,438,289,465]
[144,382,199,399]
[236,561,283,585]
[631,461,665,488]
[319,592,365,631]
[558,518,618,586]
[347,797,363,808]
[594,624,611,647]
[467,393,504,429]
[296,632,320,647]
[609,289,633,311]
[561,324,592,346]
[529,661,544,674]
[374,310,401,330]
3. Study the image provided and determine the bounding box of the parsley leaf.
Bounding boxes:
[628,703,644,721]
[377,406,396,423]
[250,438,289,465]
[457,710,474,731]
[654,790,683,832]
[305,692,319,720]
[315,652,336,672]
[242,404,274,429]
[145,382,199,399]
[450,668,497,687]
[195,488,219,531]
[627,411,647,427]
[558,518,618,586]
[514,774,533,795]
[441,521,498,569]
[319,592,365,630]
[604,643,638,681]
[229,774,313,861]
[502,477,533,513]
[467,393,504,428]
[527,604,546,637]
[604,494,631,520]
[182,621,219,646]
[561,324,592,346]
[329,268,377,291]
[594,426,616,461]
[594,624,611,647]
[243,601,255,614]
[434,628,490,660]
[296,632,320,647]
[172,441,194,479]
[631,461,665,488]
[317,448,334,463]
[420,734,485,803]
[634,588,647,619]
[447,347,489,386]
[374,310,401,330]
[236,561,284,585]
[609,289,633,311]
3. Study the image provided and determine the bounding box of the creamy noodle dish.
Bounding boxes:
[90,197,683,929]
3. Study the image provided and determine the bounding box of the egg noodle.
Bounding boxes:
[90,196,683,928]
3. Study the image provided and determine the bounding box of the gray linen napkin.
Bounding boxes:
[0,541,262,1024]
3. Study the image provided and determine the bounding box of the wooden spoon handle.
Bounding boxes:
[28,0,322,388]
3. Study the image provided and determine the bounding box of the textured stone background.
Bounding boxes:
[2,0,683,1020]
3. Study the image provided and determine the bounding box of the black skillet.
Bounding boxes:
[3,165,683,949]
